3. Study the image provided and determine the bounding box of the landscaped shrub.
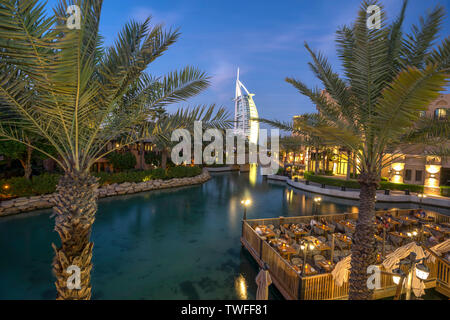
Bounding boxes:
[107,152,137,171]
[0,166,203,198]
[379,181,424,193]
[303,172,426,192]
[31,173,60,195]
[0,173,60,198]
[144,151,161,167]
[167,166,202,179]
[304,172,361,189]
[441,186,450,197]
[276,168,284,175]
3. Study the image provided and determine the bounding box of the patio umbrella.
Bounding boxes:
[382,241,426,298]
[331,254,351,287]
[255,269,272,300]
[427,239,450,263]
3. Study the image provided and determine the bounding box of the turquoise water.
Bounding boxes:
[1,169,439,300]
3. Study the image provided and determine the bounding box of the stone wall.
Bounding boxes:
[0,169,211,217]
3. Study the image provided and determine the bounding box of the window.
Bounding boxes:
[434,108,448,120]
[415,170,423,182]
[405,169,412,181]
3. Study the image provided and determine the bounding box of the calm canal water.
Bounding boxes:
[0,167,447,299]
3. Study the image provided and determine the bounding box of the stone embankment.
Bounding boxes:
[0,169,210,217]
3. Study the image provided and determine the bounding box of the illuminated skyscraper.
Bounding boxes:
[234,68,259,145]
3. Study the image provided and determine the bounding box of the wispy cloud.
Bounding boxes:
[129,6,181,26]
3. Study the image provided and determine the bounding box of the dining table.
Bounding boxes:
[303,236,332,251]
[316,259,335,273]
[276,243,298,260]
[334,233,352,249]
[255,225,276,239]
[424,224,450,236]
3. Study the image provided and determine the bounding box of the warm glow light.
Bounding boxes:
[235,274,248,300]
[426,165,440,174]
[2,184,10,190]
[115,143,120,148]
[309,244,315,250]
[300,245,305,251]
[314,197,322,203]
[392,163,405,172]
[415,265,430,280]
[393,275,401,285]
[241,199,252,207]
[425,178,439,188]
[391,174,403,184]
[412,231,418,236]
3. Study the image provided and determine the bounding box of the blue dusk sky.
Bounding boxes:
[44,0,450,126]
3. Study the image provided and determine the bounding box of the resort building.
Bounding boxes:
[283,94,450,195]
[234,68,260,145]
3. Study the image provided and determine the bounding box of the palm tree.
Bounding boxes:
[0,0,228,299]
[136,105,231,169]
[259,0,449,299]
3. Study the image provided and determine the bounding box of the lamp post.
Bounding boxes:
[313,196,322,215]
[418,193,427,208]
[241,199,252,221]
[300,241,315,276]
[392,252,430,300]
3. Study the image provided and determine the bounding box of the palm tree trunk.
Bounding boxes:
[314,148,319,174]
[346,151,351,180]
[52,171,99,300]
[161,149,168,169]
[19,145,33,180]
[348,171,378,300]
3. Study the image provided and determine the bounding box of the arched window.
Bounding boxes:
[434,108,448,120]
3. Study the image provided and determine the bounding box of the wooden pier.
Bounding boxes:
[241,209,450,300]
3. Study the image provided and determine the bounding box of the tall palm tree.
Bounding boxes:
[0,0,228,299]
[259,0,449,299]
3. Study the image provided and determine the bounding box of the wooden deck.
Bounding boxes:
[241,209,450,300]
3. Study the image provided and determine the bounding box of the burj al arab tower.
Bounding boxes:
[234,69,259,145]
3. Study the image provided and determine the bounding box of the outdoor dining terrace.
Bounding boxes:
[241,209,450,300]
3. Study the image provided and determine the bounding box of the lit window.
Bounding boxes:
[434,108,447,120]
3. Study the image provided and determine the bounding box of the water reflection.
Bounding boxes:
[234,274,248,300]
[0,168,447,300]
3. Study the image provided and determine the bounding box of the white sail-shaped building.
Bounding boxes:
[234,69,259,145]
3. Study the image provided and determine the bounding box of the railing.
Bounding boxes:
[241,221,301,300]
[242,210,448,300]
[260,240,300,300]
[301,273,349,300]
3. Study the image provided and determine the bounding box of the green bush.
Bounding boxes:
[31,173,60,194]
[166,166,202,179]
[276,168,284,175]
[304,172,361,189]
[379,181,424,193]
[144,151,161,167]
[303,172,426,192]
[107,152,137,171]
[0,173,60,198]
[441,186,450,197]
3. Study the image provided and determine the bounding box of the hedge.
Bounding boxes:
[441,186,450,197]
[304,172,361,189]
[0,166,203,198]
[0,173,60,198]
[303,172,426,193]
